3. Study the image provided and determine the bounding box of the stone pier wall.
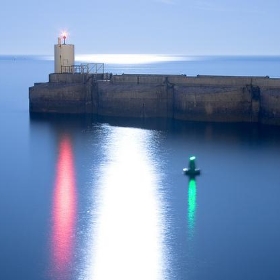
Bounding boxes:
[29,73,280,125]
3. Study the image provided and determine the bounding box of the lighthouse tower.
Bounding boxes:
[54,33,74,73]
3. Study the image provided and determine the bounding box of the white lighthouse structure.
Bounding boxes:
[54,33,74,73]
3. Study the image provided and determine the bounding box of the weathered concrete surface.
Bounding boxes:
[49,73,105,83]
[29,73,280,125]
[97,82,173,118]
[29,82,92,114]
[260,88,280,125]
[173,85,251,122]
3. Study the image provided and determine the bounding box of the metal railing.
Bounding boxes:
[61,63,105,74]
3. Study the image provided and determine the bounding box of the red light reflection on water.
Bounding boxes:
[51,135,77,279]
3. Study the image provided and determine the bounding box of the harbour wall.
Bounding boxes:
[29,73,280,125]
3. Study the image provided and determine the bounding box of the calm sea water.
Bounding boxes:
[0,55,280,280]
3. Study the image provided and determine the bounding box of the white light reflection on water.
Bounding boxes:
[75,54,191,64]
[83,125,168,280]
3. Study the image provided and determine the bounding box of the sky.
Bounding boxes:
[0,0,279,55]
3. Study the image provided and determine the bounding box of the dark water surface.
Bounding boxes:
[0,56,280,280]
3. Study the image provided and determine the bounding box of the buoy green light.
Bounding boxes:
[188,179,197,237]
[183,156,201,178]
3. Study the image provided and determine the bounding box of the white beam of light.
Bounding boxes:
[84,126,168,280]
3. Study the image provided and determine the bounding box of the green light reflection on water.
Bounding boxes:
[188,179,197,238]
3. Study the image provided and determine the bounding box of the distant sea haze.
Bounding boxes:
[1,54,279,77]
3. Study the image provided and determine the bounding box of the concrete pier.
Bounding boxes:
[29,73,280,126]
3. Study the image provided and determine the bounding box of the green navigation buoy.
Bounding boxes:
[183,156,201,178]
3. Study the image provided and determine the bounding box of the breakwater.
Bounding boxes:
[29,73,280,125]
